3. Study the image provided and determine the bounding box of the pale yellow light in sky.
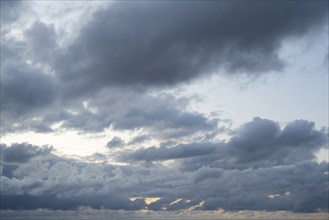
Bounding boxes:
[129,197,161,205]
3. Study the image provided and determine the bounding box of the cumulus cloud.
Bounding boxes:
[0,146,183,210]
[4,118,325,212]
[0,62,58,116]
[106,137,125,149]
[0,22,59,134]
[54,1,327,93]
[0,139,328,212]
[128,135,150,146]
[1,1,327,137]
[1,1,328,214]
[199,161,329,212]
[0,143,53,164]
[2,90,219,141]
[0,59,58,134]
[228,118,327,166]
[120,117,328,170]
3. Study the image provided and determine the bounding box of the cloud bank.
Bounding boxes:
[1,1,327,135]
[1,118,328,212]
[1,1,328,215]
[55,1,327,92]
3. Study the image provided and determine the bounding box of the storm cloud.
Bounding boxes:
[106,137,125,149]
[55,1,327,93]
[0,0,328,216]
[0,143,53,164]
[1,138,327,212]
[1,1,327,136]
[0,62,57,117]
[1,90,219,141]
[121,118,327,165]
[0,22,59,133]
[5,119,325,211]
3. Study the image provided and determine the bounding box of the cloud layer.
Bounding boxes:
[1,118,328,212]
[55,1,327,92]
[1,1,327,135]
[1,1,328,214]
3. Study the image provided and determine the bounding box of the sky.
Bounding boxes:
[0,0,328,219]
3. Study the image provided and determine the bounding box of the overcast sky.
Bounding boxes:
[0,1,328,218]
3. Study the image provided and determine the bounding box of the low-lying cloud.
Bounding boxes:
[1,118,327,212]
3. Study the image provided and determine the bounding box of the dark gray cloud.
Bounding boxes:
[25,21,58,63]
[200,161,329,212]
[1,82,219,139]
[1,141,328,212]
[278,120,325,147]
[39,91,218,140]
[1,1,328,214]
[3,21,219,137]
[54,1,327,93]
[0,61,58,117]
[0,143,52,164]
[128,135,150,146]
[0,147,179,210]
[106,137,125,149]
[113,102,218,139]
[228,118,327,165]
[1,1,327,138]
[0,22,59,133]
[120,118,327,170]
[0,0,25,25]
[0,61,58,135]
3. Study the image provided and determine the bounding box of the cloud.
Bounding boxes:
[0,139,328,212]
[0,1,25,25]
[25,21,58,63]
[119,142,220,162]
[112,96,219,139]
[0,22,59,134]
[0,147,180,210]
[121,117,328,166]
[0,57,58,134]
[1,1,328,214]
[0,143,53,164]
[120,117,327,169]
[54,1,327,94]
[75,91,217,139]
[199,161,328,212]
[128,135,150,146]
[0,61,58,116]
[228,118,328,165]
[17,91,218,140]
[1,2,327,138]
[278,120,325,147]
[106,137,125,149]
[226,117,281,163]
